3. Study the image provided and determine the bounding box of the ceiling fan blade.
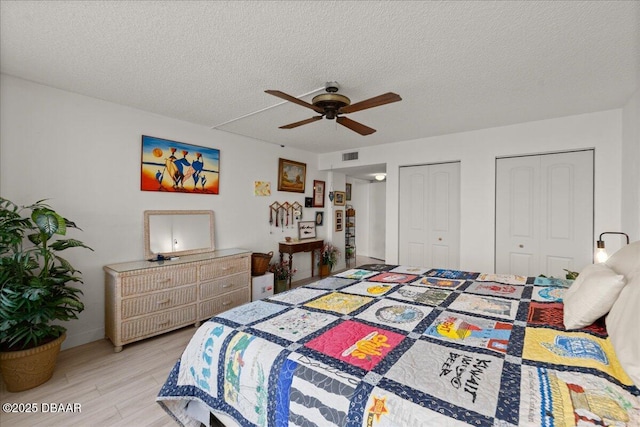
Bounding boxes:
[279,116,323,129]
[265,90,324,113]
[336,116,376,135]
[339,92,402,114]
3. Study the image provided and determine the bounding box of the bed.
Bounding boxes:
[158,244,640,426]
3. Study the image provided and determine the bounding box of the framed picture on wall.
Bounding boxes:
[346,183,352,201]
[313,180,325,207]
[141,135,220,194]
[315,211,324,226]
[334,191,346,206]
[277,158,306,193]
[335,209,343,232]
[298,221,316,239]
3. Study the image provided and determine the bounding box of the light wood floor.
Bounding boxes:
[0,326,195,426]
[0,256,383,426]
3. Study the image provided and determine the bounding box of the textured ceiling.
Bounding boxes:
[1,1,638,155]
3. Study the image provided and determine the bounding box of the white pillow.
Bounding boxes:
[563,263,626,330]
[605,240,640,278]
[606,266,640,387]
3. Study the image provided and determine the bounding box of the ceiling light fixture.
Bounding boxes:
[375,173,386,181]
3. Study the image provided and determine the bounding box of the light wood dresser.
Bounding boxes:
[104,249,251,352]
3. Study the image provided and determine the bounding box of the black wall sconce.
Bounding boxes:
[595,232,630,263]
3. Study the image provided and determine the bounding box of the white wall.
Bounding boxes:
[368,182,386,260]
[621,84,640,242]
[319,109,624,272]
[0,75,328,349]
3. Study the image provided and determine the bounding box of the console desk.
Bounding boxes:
[278,239,323,289]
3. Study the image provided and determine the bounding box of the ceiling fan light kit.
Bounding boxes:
[265,82,402,136]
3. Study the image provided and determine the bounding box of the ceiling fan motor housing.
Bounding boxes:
[325,81,340,93]
[312,93,350,119]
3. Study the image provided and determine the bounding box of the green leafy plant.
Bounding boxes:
[268,260,296,281]
[563,269,579,280]
[0,198,93,351]
[320,243,340,271]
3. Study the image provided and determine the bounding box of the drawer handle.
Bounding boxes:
[159,278,172,283]
[222,301,232,306]
[222,283,232,288]
[158,320,170,326]
[157,299,171,305]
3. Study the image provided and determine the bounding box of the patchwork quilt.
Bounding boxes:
[157,267,640,426]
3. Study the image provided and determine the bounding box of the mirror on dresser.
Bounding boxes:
[144,210,215,259]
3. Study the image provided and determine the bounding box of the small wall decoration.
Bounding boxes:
[141,135,220,194]
[334,191,346,206]
[254,181,271,196]
[315,211,324,226]
[268,201,303,234]
[313,180,325,207]
[335,209,344,232]
[305,197,313,207]
[346,183,352,201]
[278,158,306,193]
[298,221,317,239]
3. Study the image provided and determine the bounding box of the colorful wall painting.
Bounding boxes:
[141,135,220,194]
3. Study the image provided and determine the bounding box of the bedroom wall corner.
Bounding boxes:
[0,74,325,350]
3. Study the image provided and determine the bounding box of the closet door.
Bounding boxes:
[495,150,593,277]
[399,162,460,268]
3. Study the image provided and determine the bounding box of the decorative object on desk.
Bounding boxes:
[0,198,93,392]
[251,251,273,276]
[298,221,316,240]
[346,183,352,201]
[335,209,344,232]
[277,158,306,193]
[315,211,324,226]
[319,242,341,277]
[254,181,271,196]
[595,232,630,263]
[313,180,325,207]
[268,261,296,293]
[285,236,292,242]
[141,135,220,194]
[334,191,346,206]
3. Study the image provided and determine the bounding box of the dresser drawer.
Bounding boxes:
[121,304,197,342]
[121,285,197,319]
[199,255,249,281]
[200,272,249,299]
[199,288,250,320]
[121,267,197,296]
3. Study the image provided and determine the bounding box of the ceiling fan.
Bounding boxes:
[265,82,401,135]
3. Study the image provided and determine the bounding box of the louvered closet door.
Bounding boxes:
[495,150,593,277]
[399,162,460,268]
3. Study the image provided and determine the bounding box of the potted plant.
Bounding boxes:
[319,243,340,277]
[268,260,296,293]
[0,198,92,392]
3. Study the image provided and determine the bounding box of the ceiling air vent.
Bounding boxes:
[342,152,359,161]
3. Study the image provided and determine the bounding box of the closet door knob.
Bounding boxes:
[519,244,524,248]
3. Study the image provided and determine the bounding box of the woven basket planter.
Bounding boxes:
[251,251,273,276]
[0,333,66,392]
